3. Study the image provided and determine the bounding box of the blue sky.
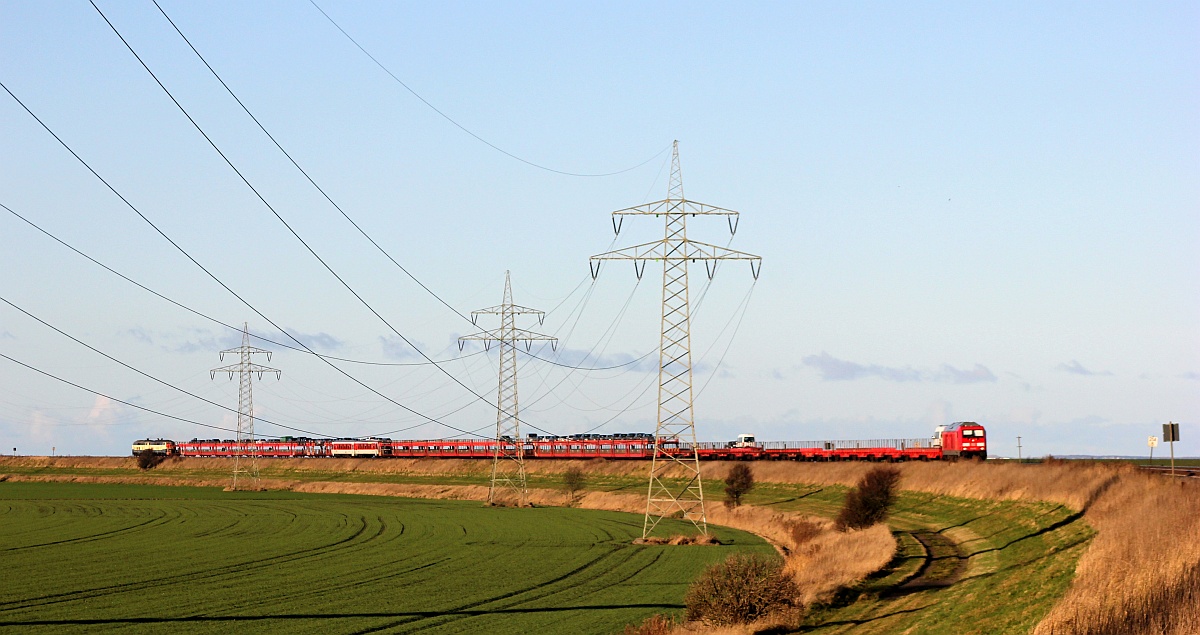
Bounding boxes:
[1,1,1196,457]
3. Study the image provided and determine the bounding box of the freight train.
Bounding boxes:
[133,421,987,461]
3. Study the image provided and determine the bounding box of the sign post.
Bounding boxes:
[1162,422,1181,477]
[1148,435,1158,466]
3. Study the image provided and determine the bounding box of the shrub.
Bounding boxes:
[622,613,676,635]
[836,466,901,530]
[724,463,755,508]
[785,517,823,547]
[684,553,797,625]
[562,466,586,504]
[136,449,163,470]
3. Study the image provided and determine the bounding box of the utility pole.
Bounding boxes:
[591,141,761,538]
[459,271,557,506]
[211,323,279,490]
[1017,436,1022,462]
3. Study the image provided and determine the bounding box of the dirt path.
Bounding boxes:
[895,530,967,592]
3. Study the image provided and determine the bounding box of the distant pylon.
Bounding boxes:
[211,323,280,490]
[459,272,557,505]
[591,141,761,538]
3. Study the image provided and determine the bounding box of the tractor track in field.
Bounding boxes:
[353,544,643,634]
[0,509,386,613]
[887,530,966,595]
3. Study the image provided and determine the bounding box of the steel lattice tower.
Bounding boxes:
[459,272,557,505]
[211,323,280,490]
[591,141,761,537]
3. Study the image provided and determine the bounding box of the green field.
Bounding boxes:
[736,482,1094,634]
[0,481,773,634]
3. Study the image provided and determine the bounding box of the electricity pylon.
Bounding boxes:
[459,271,557,505]
[591,141,761,538]
[211,323,280,490]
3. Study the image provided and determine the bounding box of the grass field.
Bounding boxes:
[6,457,1194,634]
[0,481,774,634]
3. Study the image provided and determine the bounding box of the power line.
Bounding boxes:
[151,0,474,327]
[90,2,575,437]
[590,141,763,538]
[1,198,487,367]
[0,351,238,435]
[148,3,646,376]
[307,0,668,178]
[211,322,280,488]
[458,271,557,503]
[0,294,332,439]
[85,2,559,436]
[0,79,480,440]
[0,201,482,368]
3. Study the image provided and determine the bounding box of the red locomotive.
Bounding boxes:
[138,423,987,461]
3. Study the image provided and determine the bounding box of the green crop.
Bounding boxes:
[0,482,773,634]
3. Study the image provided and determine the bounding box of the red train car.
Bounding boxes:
[175,438,327,458]
[148,424,988,462]
[933,421,988,459]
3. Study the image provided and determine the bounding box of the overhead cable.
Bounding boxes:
[0,201,482,368]
[307,0,668,177]
[151,2,648,375]
[0,294,337,438]
[0,79,482,439]
[88,2,558,436]
[0,351,238,435]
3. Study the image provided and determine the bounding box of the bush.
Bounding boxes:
[836,466,901,531]
[136,449,164,470]
[785,518,823,547]
[684,553,797,625]
[621,613,676,635]
[724,463,755,508]
[562,466,586,504]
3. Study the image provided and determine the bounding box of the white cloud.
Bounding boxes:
[801,352,997,384]
[1056,360,1113,376]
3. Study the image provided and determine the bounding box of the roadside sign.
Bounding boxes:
[1163,422,1181,477]
[1148,436,1159,448]
[1163,423,1181,442]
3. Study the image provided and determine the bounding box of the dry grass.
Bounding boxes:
[623,613,679,635]
[1032,469,1200,635]
[784,524,896,606]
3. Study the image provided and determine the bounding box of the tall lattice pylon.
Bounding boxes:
[591,141,761,537]
[459,272,557,505]
[211,323,280,490]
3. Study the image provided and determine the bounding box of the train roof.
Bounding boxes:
[942,421,983,431]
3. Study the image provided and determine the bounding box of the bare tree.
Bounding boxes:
[563,466,587,505]
[724,463,755,508]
